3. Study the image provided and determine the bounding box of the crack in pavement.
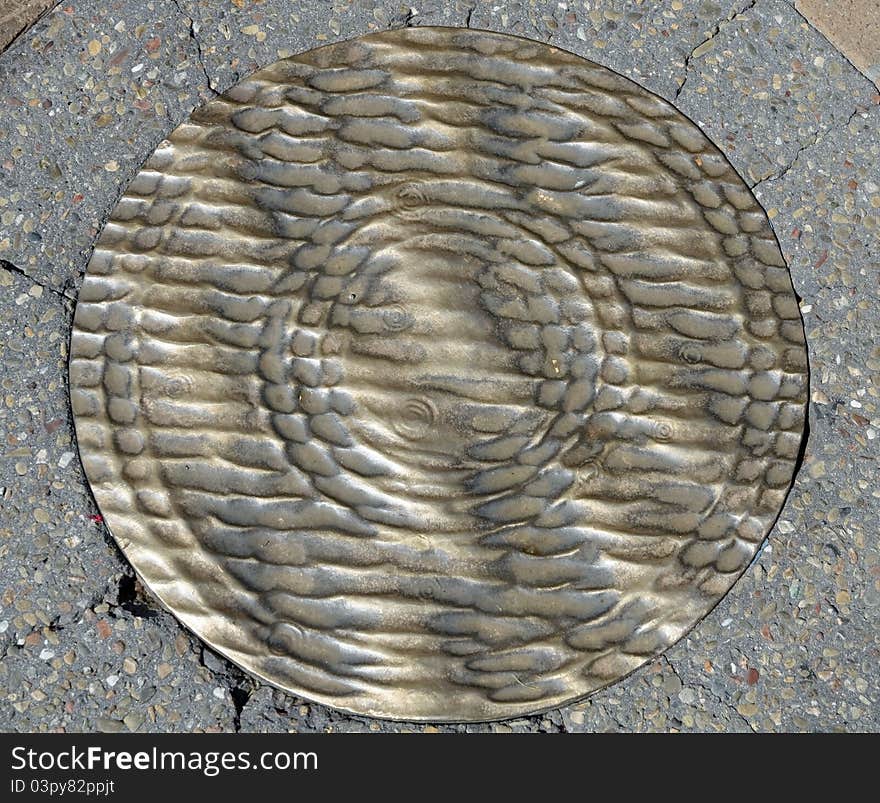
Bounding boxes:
[197,646,256,732]
[670,0,872,194]
[752,127,823,189]
[750,103,865,189]
[674,0,759,102]
[0,258,72,301]
[661,655,759,733]
[170,0,220,97]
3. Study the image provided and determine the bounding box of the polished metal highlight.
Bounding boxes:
[69,27,808,721]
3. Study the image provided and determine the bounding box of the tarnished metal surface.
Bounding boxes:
[69,27,808,721]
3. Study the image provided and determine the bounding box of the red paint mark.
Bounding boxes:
[89,514,103,524]
[747,668,760,685]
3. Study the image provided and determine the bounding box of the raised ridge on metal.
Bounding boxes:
[69,27,808,721]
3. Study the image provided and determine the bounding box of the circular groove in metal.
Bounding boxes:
[69,27,808,721]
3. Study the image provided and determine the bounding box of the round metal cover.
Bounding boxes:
[69,27,808,721]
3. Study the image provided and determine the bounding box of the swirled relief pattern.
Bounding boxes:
[69,27,808,721]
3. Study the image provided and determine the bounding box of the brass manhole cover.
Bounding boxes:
[69,27,808,721]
